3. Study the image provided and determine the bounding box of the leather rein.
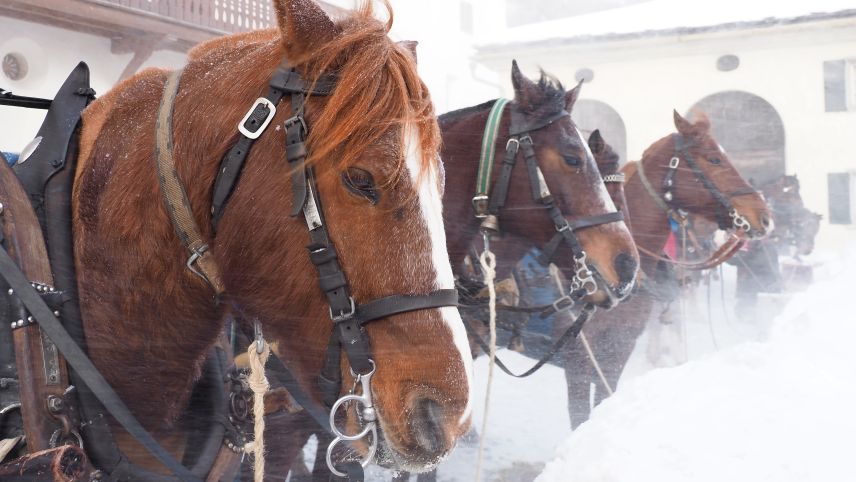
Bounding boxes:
[155,62,459,478]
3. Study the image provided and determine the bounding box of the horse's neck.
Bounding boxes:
[74,68,226,431]
[623,157,672,275]
[440,109,494,270]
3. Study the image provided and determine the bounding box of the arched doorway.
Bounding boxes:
[688,91,785,186]
[572,99,627,165]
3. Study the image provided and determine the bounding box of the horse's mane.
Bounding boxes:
[294,2,439,178]
[438,99,498,127]
[521,70,566,116]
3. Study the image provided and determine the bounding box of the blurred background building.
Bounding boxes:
[1,0,854,250]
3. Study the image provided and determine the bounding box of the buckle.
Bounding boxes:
[551,295,574,313]
[284,114,308,133]
[519,134,534,145]
[506,138,520,150]
[669,156,680,169]
[186,245,209,281]
[238,98,276,140]
[329,297,356,322]
[556,221,571,233]
[472,194,489,218]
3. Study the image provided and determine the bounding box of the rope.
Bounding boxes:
[243,342,270,482]
[474,247,497,482]
[579,333,614,396]
[547,265,614,396]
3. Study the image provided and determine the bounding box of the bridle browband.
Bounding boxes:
[636,133,758,233]
[155,61,459,478]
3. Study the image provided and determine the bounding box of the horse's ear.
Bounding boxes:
[275,0,340,59]
[566,79,583,111]
[674,109,710,139]
[588,129,605,155]
[398,40,418,64]
[511,60,538,108]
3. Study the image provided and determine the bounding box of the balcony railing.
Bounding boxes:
[97,0,275,33]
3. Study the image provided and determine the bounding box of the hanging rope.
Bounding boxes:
[243,340,270,482]
[474,245,497,482]
[548,265,613,396]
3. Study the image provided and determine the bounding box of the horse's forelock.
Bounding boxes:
[292,2,439,184]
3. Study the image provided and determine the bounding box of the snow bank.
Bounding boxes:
[537,245,856,482]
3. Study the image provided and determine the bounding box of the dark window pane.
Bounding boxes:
[824,60,847,112]
[828,172,851,224]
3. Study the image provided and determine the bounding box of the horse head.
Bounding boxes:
[498,63,638,307]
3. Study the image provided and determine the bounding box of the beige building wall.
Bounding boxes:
[476,18,856,251]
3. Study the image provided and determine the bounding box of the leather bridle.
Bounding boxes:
[472,99,625,299]
[157,61,460,478]
[636,133,759,233]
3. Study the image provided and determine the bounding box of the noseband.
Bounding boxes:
[636,134,758,232]
[471,98,625,298]
[156,62,459,478]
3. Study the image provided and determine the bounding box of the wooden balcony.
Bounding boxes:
[0,0,343,79]
[0,0,342,51]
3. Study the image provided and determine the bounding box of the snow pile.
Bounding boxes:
[537,245,856,482]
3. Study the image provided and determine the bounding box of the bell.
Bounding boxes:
[480,214,500,234]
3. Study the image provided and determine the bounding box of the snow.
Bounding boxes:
[481,0,856,45]
[537,244,856,482]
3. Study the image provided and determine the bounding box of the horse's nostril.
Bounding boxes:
[411,398,447,457]
[613,252,638,285]
[761,215,772,229]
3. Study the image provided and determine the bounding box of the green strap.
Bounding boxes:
[476,98,511,196]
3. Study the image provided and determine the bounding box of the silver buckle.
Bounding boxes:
[472,194,489,218]
[669,157,680,169]
[238,97,276,140]
[506,138,520,150]
[329,297,356,322]
[551,295,573,313]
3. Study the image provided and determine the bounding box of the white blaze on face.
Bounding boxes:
[403,125,474,424]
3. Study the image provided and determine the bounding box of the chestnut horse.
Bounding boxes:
[73,0,471,477]
[239,65,640,481]
[562,112,772,428]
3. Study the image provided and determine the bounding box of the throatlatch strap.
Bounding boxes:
[155,69,224,294]
[474,98,510,212]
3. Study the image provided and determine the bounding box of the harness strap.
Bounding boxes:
[461,303,595,378]
[0,246,203,482]
[473,99,510,217]
[634,158,674,215]
[155,70,224,294]
[486,135,520,216]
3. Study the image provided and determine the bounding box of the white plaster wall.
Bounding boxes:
[0,16,187,153]
[476,20,856,251]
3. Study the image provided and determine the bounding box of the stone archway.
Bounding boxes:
[689,91,785,185]
[572,99,627,165]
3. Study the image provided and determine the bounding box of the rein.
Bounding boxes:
[155,63,458,479]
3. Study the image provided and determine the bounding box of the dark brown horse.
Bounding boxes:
[562,112,772,428]
[440,64,638,308]
[733,175,822,316]
[72,0,471,475]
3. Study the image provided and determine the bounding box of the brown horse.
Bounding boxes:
[440,64,638,308]
[562,112,772,428]
[73,0,470,476]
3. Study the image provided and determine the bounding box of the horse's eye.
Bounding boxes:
[563,155,581,166]
[342,168,379,205]
[709,157,722,165]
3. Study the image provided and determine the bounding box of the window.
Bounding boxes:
[828,172,853,224]
[824,59,856,112]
